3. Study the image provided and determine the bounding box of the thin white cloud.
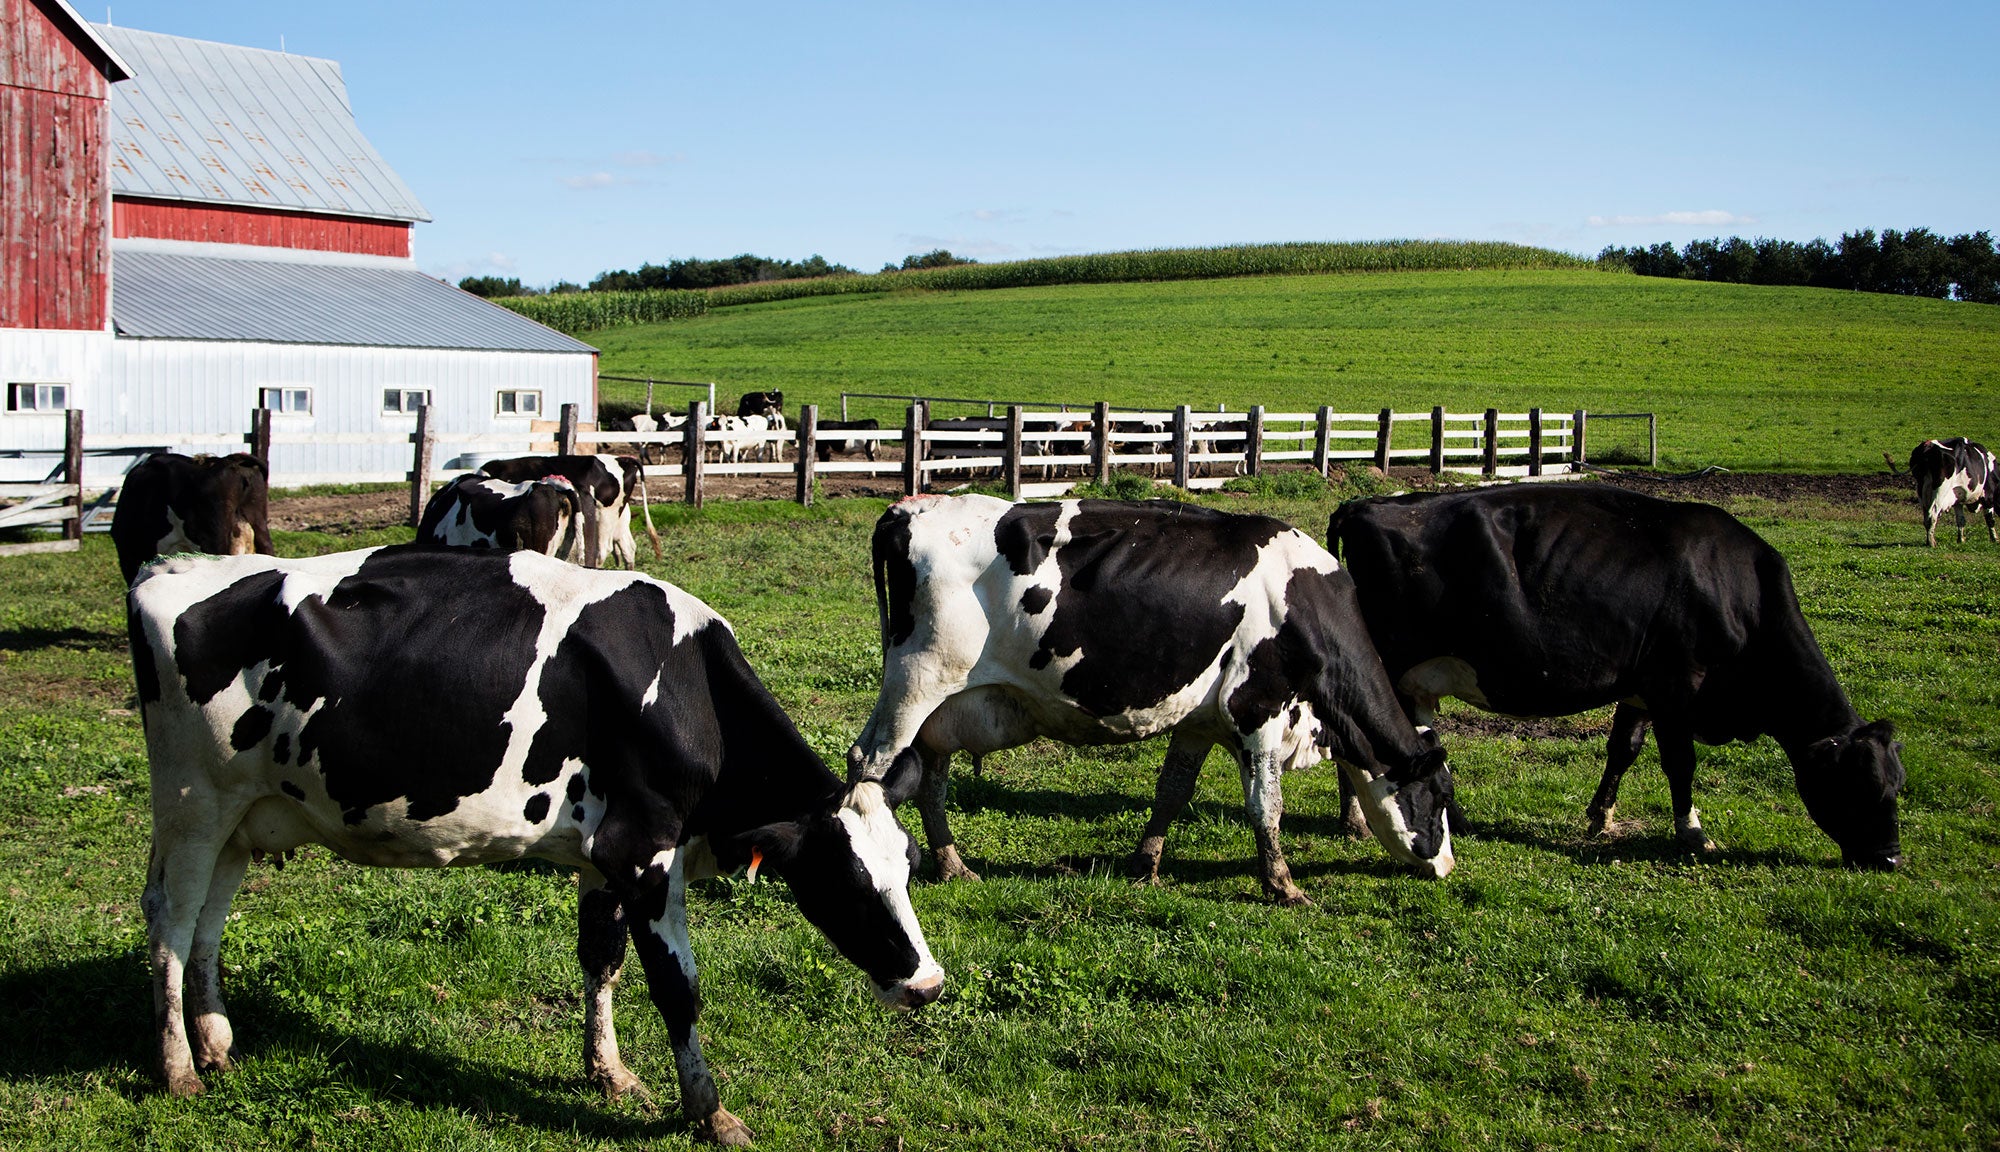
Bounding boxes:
[611,150,685,167]
[428,251,518,283]
[1586,209,1756,228]
[561,171,640,190]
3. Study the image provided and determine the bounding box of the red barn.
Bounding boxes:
[3,4,597,485]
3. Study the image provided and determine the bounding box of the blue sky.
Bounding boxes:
[100,1,2000,288]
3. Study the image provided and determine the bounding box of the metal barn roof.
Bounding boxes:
[94,23,431,223]
[112,250,595,354]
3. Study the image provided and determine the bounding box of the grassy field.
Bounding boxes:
[2,481,1996,1150]
[590,269,2000,474]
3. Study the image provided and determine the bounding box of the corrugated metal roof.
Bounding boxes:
[113,250,596,354]
[95,23,431,223]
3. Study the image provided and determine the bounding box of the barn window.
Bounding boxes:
[383,388,430,414]
[260,387,312,415]
[6,383,68,412]
[496,390,542,416]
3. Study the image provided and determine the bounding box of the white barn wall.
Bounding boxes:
[0,329,113,480]
[89,340,595,486]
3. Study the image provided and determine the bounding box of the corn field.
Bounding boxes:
[500,241,1596,335]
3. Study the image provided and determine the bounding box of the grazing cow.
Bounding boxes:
[848,495,1457,904]
[1329,484,1905,869]
[708,414,785,464]
[736,391,784,420]
[416,473,597,564]
[128,547,942,1145]
[815,418,880,463]
[1909,437,1997,546]
[479,454,660,567]
[111,452,275,585]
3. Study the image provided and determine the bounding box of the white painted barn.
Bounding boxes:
[1,7,597,485]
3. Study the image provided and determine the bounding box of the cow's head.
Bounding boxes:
[1345,735,1456,879]
[727,753,943,1008]
[1796,719,1905,870]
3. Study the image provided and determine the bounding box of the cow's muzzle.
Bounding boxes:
[874,963,944,1010]
[1843,849,1902,872]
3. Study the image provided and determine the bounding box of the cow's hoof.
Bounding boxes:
[1676,829,1717,853]
[164,1071,205,1097]
[194,1050,235,1074]
[1586,809,1617,838]
[699,1107,754,1147]
[1271,886,1314,908]
[591,1068,652,1102]
[1125,854,1163,885]
[933,847,981,883]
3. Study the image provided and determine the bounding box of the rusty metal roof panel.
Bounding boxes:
[112,250,594,353]
[95,23,430,222]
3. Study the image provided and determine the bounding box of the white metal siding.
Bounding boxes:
[0,329,112,480]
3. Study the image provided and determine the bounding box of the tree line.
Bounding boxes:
[1596,228,2000,303]
[459,249,978,298]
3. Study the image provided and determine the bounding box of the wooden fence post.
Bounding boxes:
[250,407,273,473]
[1004,405,1024,499]
[1572,409,1587,467]
[1649,413,1658,467]
[408,402,433,528]
[1528,407,1544,477]
[1375,408,1392,472]
[684,401,706,507]
[1246,405,1264,477]
[1429,405,1445,475]
[1173,405,1192,490]
[903,403,925,496]
[1313,405,1331,477]
[796,404,818,507]
[1482,408,1498,477]
[1092,401,1110,485]
[558,403,579,456]
[62,409,83,542]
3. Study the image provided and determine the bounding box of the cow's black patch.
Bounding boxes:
[1019,585,1052,615]
[567,774,587,802]
[873,508,920,649]
[281,780,306,801]
[288,549,547,823]
[995,502,1062,576]
[231,705,274,751]
[1029,648,1052,671]
[573,805,586,821]
[521,582,677,788]
[127,604,161,705]
[1226,636,1290,732]
[172,570,288,706]
[1034,502,1280,717]
[273,731,291,765]
[524,792,552,824]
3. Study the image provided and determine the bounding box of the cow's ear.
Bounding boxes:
[877,748,926,809]
[721,821,807,877]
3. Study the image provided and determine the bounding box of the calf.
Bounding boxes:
[1910,437,1997,546]
[416,473,597,563]
[129,548,942,1144]
[479,454,660,567]
[849,495,1456,904]
[110,452,275,585]
[1329,484,1905,869]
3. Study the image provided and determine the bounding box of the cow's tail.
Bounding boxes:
[636,469,662,560]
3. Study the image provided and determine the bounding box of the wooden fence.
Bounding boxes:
[0,401,1607,554]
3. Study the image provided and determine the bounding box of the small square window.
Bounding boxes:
[496,390,542,416]
[260,387,311,415]
[383,388,430,414]
[7,382,67,411]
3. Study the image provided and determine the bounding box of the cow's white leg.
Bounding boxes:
[1128,729,1212,884]
[916,747,979,882]
[143,832,227,1095]
[1924,486,1950,546]
[624,850,749,1146]
[185,837,250,1073]
[577,866,648,1101]
[1238,748,1309,905]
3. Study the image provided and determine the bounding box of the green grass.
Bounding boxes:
[2,484,1996,1150]
[590,269,2000,473]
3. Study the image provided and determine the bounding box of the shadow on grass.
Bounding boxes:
[0,952,678,1142]
[948,776,1364,842]
[0,624,126,653]
[1463,811,1823,870]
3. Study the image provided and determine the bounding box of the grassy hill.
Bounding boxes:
[591,269,2000,473]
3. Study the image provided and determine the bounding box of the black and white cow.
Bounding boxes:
[736,391,784,421]
[1329,484,1906,869]
[815,418,881,463]
[128,547,941,1145]
[110,452,275,585]
[416,473,597,563]
[1910,437,1997,546]
[848,495,1457,905]
[479,454,660,567]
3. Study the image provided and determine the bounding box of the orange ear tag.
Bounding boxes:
[746,847,764,884]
